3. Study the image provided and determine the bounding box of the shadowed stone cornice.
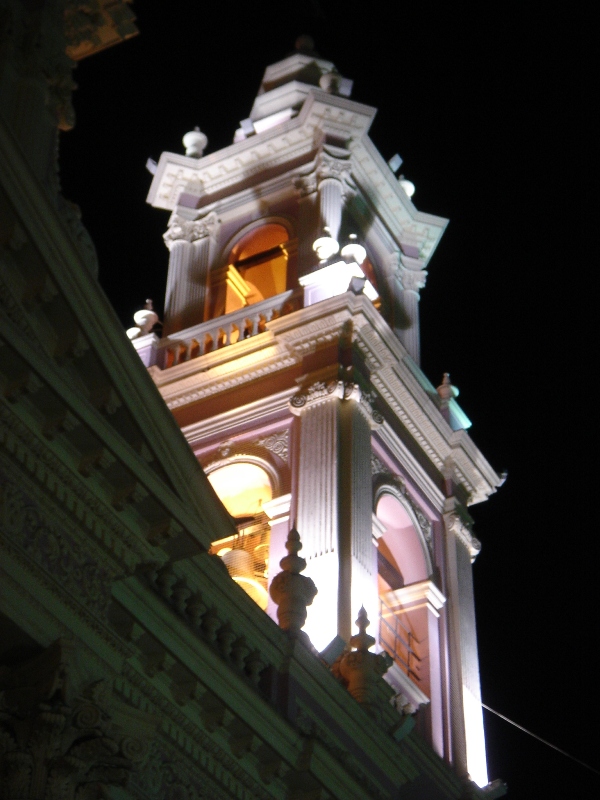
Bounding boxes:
[147,90,445,269]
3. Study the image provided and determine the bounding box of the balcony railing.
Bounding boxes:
[379,596,422,685]
[157,289,302,369]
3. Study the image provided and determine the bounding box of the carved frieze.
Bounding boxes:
[0,473,115,614]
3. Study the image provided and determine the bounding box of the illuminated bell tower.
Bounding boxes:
[133,40,503,790]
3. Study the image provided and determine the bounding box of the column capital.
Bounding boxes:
[163,210,219,249]
[316,151,356,199]
[399,265,428,293]
[289,380,383,427]
[443,504,481,562]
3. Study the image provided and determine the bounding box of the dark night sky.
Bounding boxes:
[59,2,597,797]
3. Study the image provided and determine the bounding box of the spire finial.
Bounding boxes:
[269,527,317,634]
[183,126,208,158]
[332,606,393,715]
[349,606,375,653]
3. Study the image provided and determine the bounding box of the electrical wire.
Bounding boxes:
[482,703,600,776]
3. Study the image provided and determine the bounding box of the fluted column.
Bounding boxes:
[290,381,381,651]
[163,212,218,335]
[339,387,380,643]
[318,177,343,243]
[398,266,427,365]
[442,501,488,787]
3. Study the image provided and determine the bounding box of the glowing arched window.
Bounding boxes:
[225,224,289,312]
[208,462,272,517]
[208,462,274,611]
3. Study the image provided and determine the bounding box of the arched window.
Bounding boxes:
[374,488,433,692]
[224,223,290,313]
[207,461,275,610]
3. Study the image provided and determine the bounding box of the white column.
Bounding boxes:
[339,393,379,643]
[397,267,427,365]
[443,505,488,788]
[290,382,379,651]
[318,177,343,242]
[163,213,217,335]
[292,387,341,651]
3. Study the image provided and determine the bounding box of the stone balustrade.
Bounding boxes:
[157,289,302,368]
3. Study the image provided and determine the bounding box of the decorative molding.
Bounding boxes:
[399,266,428,294]
[163,211,219,248]
[444,511,481,562]
[254,429,289,463]
[120,663,276,800]
[289,379,342,412]
[373,475,433,549]
[0,405,153,570]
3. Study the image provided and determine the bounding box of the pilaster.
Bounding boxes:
[443,499,488,787]
[289,379,380,651]
[163,211,219,334]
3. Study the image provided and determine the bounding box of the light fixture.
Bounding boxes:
[312,231,339,260]
[340,234,367,265]
[399,175,415,198]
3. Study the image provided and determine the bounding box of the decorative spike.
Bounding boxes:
[348,606,375,653]
[269,527,317,634]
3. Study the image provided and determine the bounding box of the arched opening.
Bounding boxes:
[207,461,274,610]
[375,490,432,691]
[223,223,290,314]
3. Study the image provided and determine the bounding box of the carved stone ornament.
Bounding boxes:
[372,473,433,548]
[269,528,317,634]
[444,511,482,561]
[290,381,383,427]
[316,152,356,199]
[163,211,218,247]
[254,429,289,463]
[289,380,342,412]
[0,641,148,800]
[399,266,428,293]
[331,608,393,719]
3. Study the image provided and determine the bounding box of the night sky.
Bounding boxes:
[59,3,596,797]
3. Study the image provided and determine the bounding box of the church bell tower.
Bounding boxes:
[132,41,502,789]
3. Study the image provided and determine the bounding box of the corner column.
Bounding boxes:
[443,500,488,788]
[290,381,380,651]
[163,211,218,335]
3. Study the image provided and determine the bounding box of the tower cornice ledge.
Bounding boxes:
[149,292,501,505]
[146,93,446,266]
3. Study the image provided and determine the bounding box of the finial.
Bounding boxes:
[126,300,160,340]
[183,126,208,158]
[269,527,317,634]
[349,606,375,653]
[331,606,392,716]
[398,174,415,198]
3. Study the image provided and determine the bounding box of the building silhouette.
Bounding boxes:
[1,5,504,798]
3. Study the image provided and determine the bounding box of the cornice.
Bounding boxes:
[151,293,499,505]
